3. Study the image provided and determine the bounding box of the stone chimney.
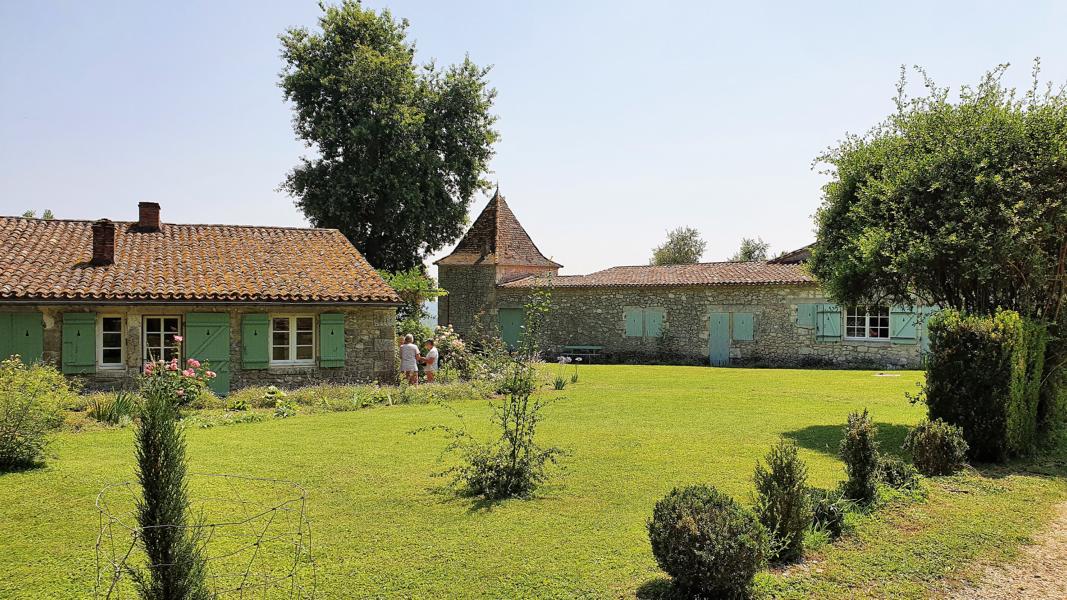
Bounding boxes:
[91,219,116,266]
[137,202,161,232]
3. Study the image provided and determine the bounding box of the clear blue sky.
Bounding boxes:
[3,1,1066,276]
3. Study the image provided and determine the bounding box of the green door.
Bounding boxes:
[709,312,730,366]
[185,313,231,396]
[498,308,524,350]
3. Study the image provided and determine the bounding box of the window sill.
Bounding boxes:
[843,338,892,344]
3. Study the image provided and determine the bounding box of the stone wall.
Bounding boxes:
[494,284,923,368]
[437,265,498,339]
[7,303,397,392]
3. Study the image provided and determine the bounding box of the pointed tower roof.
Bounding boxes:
[435,189,562,268]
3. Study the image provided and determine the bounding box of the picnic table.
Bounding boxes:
[559,345,605,363]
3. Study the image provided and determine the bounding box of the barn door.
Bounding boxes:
[498,308,524,350]
[185,313,231,396]
[709,312,731,366]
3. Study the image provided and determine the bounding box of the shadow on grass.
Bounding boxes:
[635,577,682,599]
[0,461,47,476]
[783,422,912,459]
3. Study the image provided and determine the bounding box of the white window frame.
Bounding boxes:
[844,305,890,341]
[143,315,182,363]
[97,315,125,369]
[270,315,316,366]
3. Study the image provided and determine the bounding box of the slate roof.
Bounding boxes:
[499,261,814,289]
[435,190,561,268]
[0,217,402,304]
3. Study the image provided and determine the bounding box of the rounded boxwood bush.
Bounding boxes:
[904,418,969,476]
[647,484,769,598]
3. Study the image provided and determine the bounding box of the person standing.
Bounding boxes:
[399,334,421,385]
[421,339,439,383]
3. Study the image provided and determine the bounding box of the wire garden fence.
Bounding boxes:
[96,474,315,599]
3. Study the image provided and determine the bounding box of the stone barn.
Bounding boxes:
[437,191,929,368]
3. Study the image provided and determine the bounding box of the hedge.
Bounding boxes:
[924,309,1047,461]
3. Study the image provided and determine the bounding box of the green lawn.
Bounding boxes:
[1,366,1064,598]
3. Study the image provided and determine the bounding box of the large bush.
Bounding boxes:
[648,484,769,598]
[840,409,880,503]
[924,309,1047,460]
[753,439,811,562]
[903,418,969,476]
[0,357,73,469]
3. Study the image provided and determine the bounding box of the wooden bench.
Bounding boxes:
[559,345,605,363]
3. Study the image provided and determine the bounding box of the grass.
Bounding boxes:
[1,365,1064,598]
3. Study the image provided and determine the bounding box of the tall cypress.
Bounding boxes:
[132,385,210,600]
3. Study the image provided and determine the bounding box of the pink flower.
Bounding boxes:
[173,335,183,342]
[167,358,179,371]
[205,370,217,379]
[182,368,195,377]
[186,358,201,368]
[143,362,155,375]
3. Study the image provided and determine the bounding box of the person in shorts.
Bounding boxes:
[399,334,420,385]
[420,339,439,383]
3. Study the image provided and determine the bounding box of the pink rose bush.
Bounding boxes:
[139,339,216,407]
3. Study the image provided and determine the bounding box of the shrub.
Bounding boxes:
[0,357,72,469]
[274,398,297,418]
[647,484,769,598]
[840,409,880,503]
[228,397,249,412]
[552,375,566,390]
[808,487,848,539]
[924,309,1047,460]
[903,418,969,476]
[878,456,920,491]
[753,439,811,562]
[87,391,139,426]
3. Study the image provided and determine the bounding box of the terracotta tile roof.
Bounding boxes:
[435,190,562,268]
[499,261,815,288]
[0,217,401,304]
[769,243,814,264]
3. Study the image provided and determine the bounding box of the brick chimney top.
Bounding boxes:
[91,219,116,266]
[137,202,161,232]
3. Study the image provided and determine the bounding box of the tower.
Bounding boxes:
[435,188,560,338]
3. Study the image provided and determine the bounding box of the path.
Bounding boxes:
[948,500,1067,599]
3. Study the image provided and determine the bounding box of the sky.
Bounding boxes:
[3,1,1067,277]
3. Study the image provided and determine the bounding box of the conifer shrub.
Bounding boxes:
[753,439,811,562]
[840,409,880,503]
[877,456,920,491]
[647,484,769,598]
[924,309,1047,460]
[903,418,969,476]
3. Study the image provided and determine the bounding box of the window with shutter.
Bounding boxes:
[890,306,918,344]
[796,304,817,329]
[815,304,842,342]
[644,308,665,338]
[733,313,754,341]
[623,307,644,337]
[1,313,44,364]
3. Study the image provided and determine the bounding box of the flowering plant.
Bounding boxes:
[140,336,216,407]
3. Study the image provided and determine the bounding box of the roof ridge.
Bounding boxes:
[0,216,337,232]
[604,260,774,269]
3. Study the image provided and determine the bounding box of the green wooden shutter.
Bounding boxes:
[815,303,842,342]
[644,308,665,338]
[498,308,524,350]
[918,306,939,353]
[796,304,817,328]
[733,313,754,341]
[186,313,231,395]
[890,306,918,345]
[241,313,269,369]
[62,313,96,374]
[10,313,44,364]
[623,307,644,337]
[319,313,346,368]
[0,314,12,361]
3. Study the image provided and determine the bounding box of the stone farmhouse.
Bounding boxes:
[437,191,930,368]
[0,203,400,394]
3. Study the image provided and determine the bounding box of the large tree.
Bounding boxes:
[650,226,706,265]
[810,63,1067,322]
[279,1,499,271]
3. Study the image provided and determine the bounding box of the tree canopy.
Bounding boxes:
[279,1,498,271]
[810,63,1067,322]
[650,227,706,266]
[730,237,770,262]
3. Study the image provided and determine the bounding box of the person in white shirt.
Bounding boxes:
[399,334,421,385]
[420,339,440,383]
